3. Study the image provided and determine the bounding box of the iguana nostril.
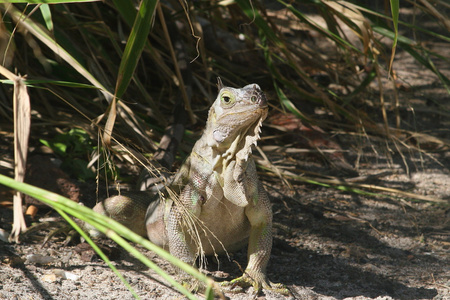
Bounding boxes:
[256,92,268,107]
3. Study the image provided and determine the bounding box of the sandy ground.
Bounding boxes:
[0,142,449,300]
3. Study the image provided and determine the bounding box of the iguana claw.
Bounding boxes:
[220,272,290,295]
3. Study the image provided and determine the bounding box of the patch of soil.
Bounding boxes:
[0,150,449,300]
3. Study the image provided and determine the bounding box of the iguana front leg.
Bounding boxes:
[221,186,289,295]
[165,184,204,290]
[166,205,195,266]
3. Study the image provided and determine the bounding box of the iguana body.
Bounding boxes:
[89,80,284,294]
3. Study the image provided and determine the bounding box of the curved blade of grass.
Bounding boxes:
[322,1,372,55]
[114,0,158,98]
[54,207,140,299]
[105,0,158,144]
[62,205,197,299]
[274,82,310,121]
[259,165,447,204]
[0,79,99,88]
[0,174,216,299]
[373,25,450,90]
[348,1,450,43]
[4,4,113,102]
[344,67,377,101]
[103,97,117,146]
[38,4,53,32]
[276,0,363,54]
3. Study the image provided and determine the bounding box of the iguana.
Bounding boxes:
[87,79,286,295]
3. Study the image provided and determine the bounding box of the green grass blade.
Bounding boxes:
[58,203,197,299]
[4,4,113,101]
[350,2,450,43]
[274,82,309,121]
[277,0,362,54]
[114,0,158,98]
[373,25,450,89]
[344,67,378,100]
[39,4,53,32]
[54,207,141,299]
[0,79,99,89]
[0,174,214,299]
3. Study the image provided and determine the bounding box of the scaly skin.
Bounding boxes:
[91,80,287,295]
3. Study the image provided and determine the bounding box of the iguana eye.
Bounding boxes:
[251,95,257,103]
[220,91,235,106]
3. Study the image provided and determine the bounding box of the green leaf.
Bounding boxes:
[39,139,67,156]
[277,0,362,54]
[373,25,450,89]
[39,4,53,32]
[0,79,99,89]
[114,0,158,98]
[345,67,377,100]
[274,82,308,121]
[4,4,112,101]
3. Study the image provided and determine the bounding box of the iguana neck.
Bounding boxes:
[194,112,265,175]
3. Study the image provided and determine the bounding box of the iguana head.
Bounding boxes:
[206,78,268,163]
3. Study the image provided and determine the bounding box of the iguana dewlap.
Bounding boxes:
[88,80,285,294]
